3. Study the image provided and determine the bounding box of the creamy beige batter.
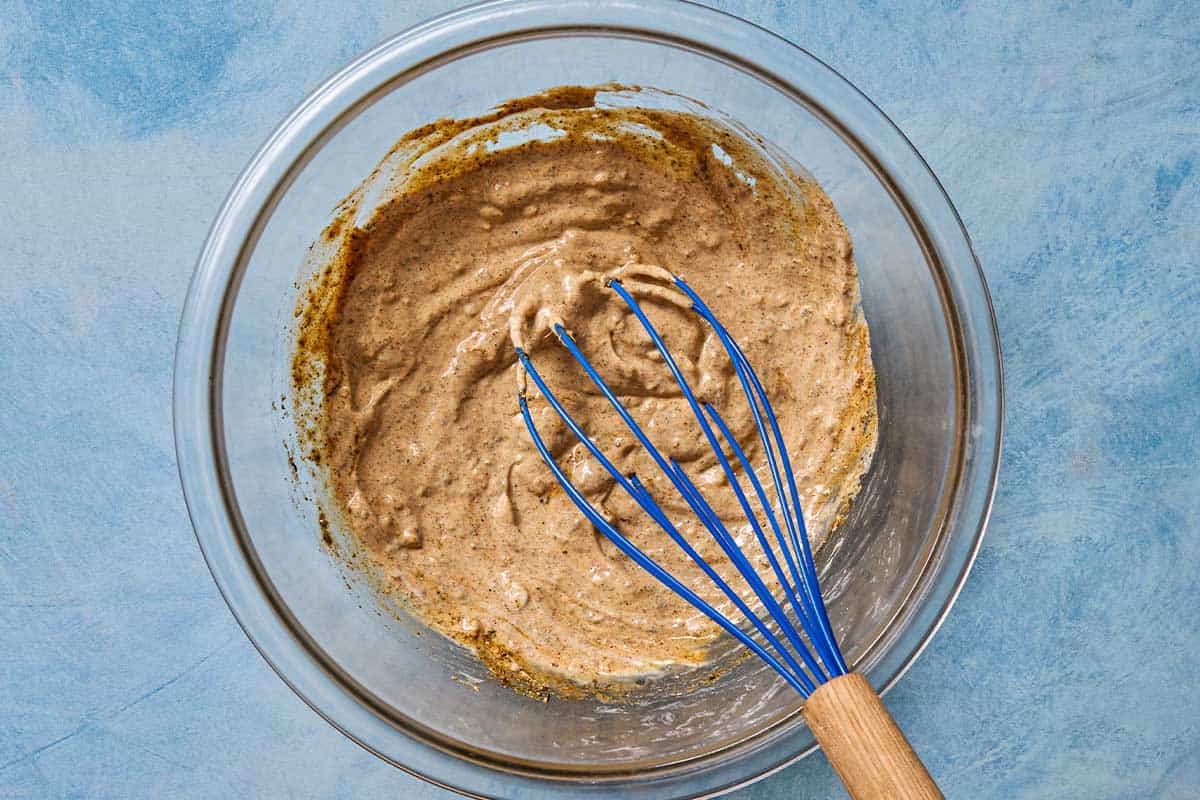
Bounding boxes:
[294,88,877,693]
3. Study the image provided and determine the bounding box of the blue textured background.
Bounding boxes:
[1,1,1197,797]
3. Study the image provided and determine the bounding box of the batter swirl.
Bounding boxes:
[294,88,878,692]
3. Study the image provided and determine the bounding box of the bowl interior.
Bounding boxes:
[205,20,983,793]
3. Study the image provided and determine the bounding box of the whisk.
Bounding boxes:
[516,274,942,800]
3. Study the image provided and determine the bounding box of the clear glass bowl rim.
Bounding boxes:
[172,1,1004,797]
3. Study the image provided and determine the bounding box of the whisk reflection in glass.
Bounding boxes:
[516,273,942,800]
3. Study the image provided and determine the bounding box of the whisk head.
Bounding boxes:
[516,274,847,697]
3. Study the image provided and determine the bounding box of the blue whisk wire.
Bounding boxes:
[549,321,829,685]
[516,275,847,695]
[517,349,816,693]
[606,281,835,682]
[676,278,848,676]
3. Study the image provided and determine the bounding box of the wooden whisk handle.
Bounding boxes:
[802,673,943,800]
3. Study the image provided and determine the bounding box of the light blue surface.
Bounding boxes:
[1,1,1196,797]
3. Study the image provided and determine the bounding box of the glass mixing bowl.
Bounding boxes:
[173,1,1002,797]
